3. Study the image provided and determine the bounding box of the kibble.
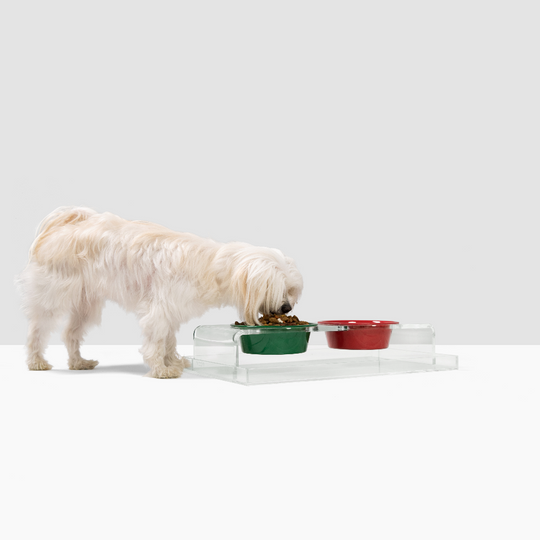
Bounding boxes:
[235,313,310,326]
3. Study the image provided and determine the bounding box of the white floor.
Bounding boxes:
[1,345,539,540]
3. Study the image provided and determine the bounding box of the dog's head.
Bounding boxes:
[226,245,304,325]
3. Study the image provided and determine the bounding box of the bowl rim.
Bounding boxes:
[231,322,318,330]
[318,320,399,327]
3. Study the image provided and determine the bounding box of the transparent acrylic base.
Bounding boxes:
[186,324,458,386]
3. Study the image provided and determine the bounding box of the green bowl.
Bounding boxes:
[231,323,317,355]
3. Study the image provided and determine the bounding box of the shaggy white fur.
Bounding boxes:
[18,207,304,378]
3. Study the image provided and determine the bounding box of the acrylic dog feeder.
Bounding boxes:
[185,323,458,385]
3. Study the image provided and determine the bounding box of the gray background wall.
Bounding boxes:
[1,1,538,345]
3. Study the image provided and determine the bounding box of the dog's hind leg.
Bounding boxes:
[63,298,104,370]
[26,309,61,371]
[20,264,62,370]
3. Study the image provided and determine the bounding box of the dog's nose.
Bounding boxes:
[280,302,292,314]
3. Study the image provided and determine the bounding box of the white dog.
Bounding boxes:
[18,207,303,378]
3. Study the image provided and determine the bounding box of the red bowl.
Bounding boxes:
[318,320,399,350]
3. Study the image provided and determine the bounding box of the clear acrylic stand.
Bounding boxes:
[186,323,458,385]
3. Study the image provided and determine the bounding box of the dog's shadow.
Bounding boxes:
[95,363,148,375]
[52,363,204,379]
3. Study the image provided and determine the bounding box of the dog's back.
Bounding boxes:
[28,206,202,269]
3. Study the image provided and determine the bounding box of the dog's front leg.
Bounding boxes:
[164,331,191,371]
[140,337,182,379]
[139,314,182,379]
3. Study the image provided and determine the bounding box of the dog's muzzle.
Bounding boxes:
[278,302,292,314]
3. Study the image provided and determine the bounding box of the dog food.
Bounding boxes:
[235,313,310,326]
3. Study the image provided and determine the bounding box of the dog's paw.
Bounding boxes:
[166,354,191,370]
[146,365,182,379]
[28,359,53,371]
[69,358,99,370]
[181,356,191,369]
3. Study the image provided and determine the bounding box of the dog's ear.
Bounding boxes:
[234,262,281,326]
[242,269,264,326]
[232,265,259,325]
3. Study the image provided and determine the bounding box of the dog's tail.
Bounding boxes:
[29,206,97,260]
